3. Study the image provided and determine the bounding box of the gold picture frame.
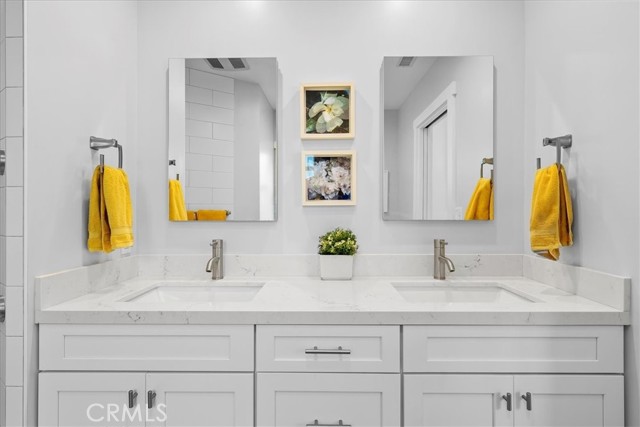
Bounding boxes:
[300,83,355,139]
[302,150,356,206]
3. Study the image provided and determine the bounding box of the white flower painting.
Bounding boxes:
[301,83,355,139]
[302,151,357,206]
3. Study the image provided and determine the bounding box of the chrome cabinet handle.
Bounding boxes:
[521,392,532,411]
[305,346,351,355]
[147,390,156,409]
[0,296,5,323]
[0,150,5,176]
[306,420,351,426]
[128,390,138,409]
[502,393,512,411]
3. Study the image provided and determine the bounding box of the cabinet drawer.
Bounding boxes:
[39,324,254,372]
[257,373,401,426]
[404,325,623,373]
[256,325,400,372]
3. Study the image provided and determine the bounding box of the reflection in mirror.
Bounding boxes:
[382,56,494,221]
[168,58,278,222]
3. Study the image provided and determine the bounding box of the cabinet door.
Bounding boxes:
[145,373,253,427]
[514,375,624,427]
[39,372,146,427]
[257,373,400,427]
[404,374,513,427]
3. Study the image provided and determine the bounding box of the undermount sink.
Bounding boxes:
[123,282,265,303]
[392,282,536,304]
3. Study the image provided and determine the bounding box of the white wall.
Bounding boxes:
[25,1,138,424]
[137,0,525,255]
[523,2,639,424]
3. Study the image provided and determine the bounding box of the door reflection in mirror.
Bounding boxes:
[382,56,494,221]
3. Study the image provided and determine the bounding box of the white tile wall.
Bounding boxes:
[212,123,234,141]
[184,64,235,211]
[4,387,21,426]
[3,337,21,386]
[5,1,23,38]
[186,85,212,105]
[212,91,234,109]
[4,38,21,87]
[0,1,24,423]
[189,68,234,93]
[212,156,233,173]
[188,102,233,124]
[4,138,21,187]
[2,286,21,337]
[189,137,234,157]
[4,88,21,137]
[186,119,212,138]
[4,187,21,236]
[185,153,212,171]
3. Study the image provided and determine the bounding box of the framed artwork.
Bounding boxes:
[302,151,356,206]
[300,83,355,139]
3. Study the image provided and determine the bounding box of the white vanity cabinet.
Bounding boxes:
[255,325,402,426]
[38,325,255,427]
[403,326,625,427]
[38,324,624,427]
[39,372,253,427]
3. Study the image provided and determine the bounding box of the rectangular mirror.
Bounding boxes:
[168,57,278,222]
[382,56,494,220]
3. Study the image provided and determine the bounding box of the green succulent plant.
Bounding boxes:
[318,227,358,256]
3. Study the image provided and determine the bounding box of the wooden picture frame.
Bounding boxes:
[302,150,356,206]
[300,83,355,139]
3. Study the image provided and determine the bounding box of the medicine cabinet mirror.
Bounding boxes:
[168,57,279,222]
[382,56,494,221]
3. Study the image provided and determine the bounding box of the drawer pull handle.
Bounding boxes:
[147,390,156,409]
[306,420,351,426]
[521,392,532,411]
[128,390,138,409]
[502,393,512,411]
[305,346,351,355]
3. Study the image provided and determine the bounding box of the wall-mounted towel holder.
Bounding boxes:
[537,134,572,169]
[481,157,494,181]
[168,159,179,180]
[90,136,122,170]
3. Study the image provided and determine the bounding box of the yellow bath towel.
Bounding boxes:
[197,209,228,221]
[464,178,493,220]
[187,210,197,221]
[168,179,188,221]
[530,164,573,260]
[87,166,134,253]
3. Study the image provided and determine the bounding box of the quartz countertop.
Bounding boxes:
[36,275,630,325]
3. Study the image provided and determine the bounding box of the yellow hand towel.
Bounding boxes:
[187,210,197,221]
[530,164,573,260]
[88,166,110,252]
[168,179,188,221]
[197,209,228,221]
[464,178,493,220]
[88,166,133,253]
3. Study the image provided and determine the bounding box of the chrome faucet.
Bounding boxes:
[206,239,224,280]
[434,239,455,280]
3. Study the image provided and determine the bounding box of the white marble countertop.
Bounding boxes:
[36,275,630,325]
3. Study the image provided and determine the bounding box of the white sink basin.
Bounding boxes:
[392,282,536,304]
[123,282,265,303]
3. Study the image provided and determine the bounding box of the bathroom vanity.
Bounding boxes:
[35,255,629,427]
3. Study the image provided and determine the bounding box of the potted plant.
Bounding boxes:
[318,227,358,280]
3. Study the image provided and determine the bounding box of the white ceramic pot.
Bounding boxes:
[319,255,354,280]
